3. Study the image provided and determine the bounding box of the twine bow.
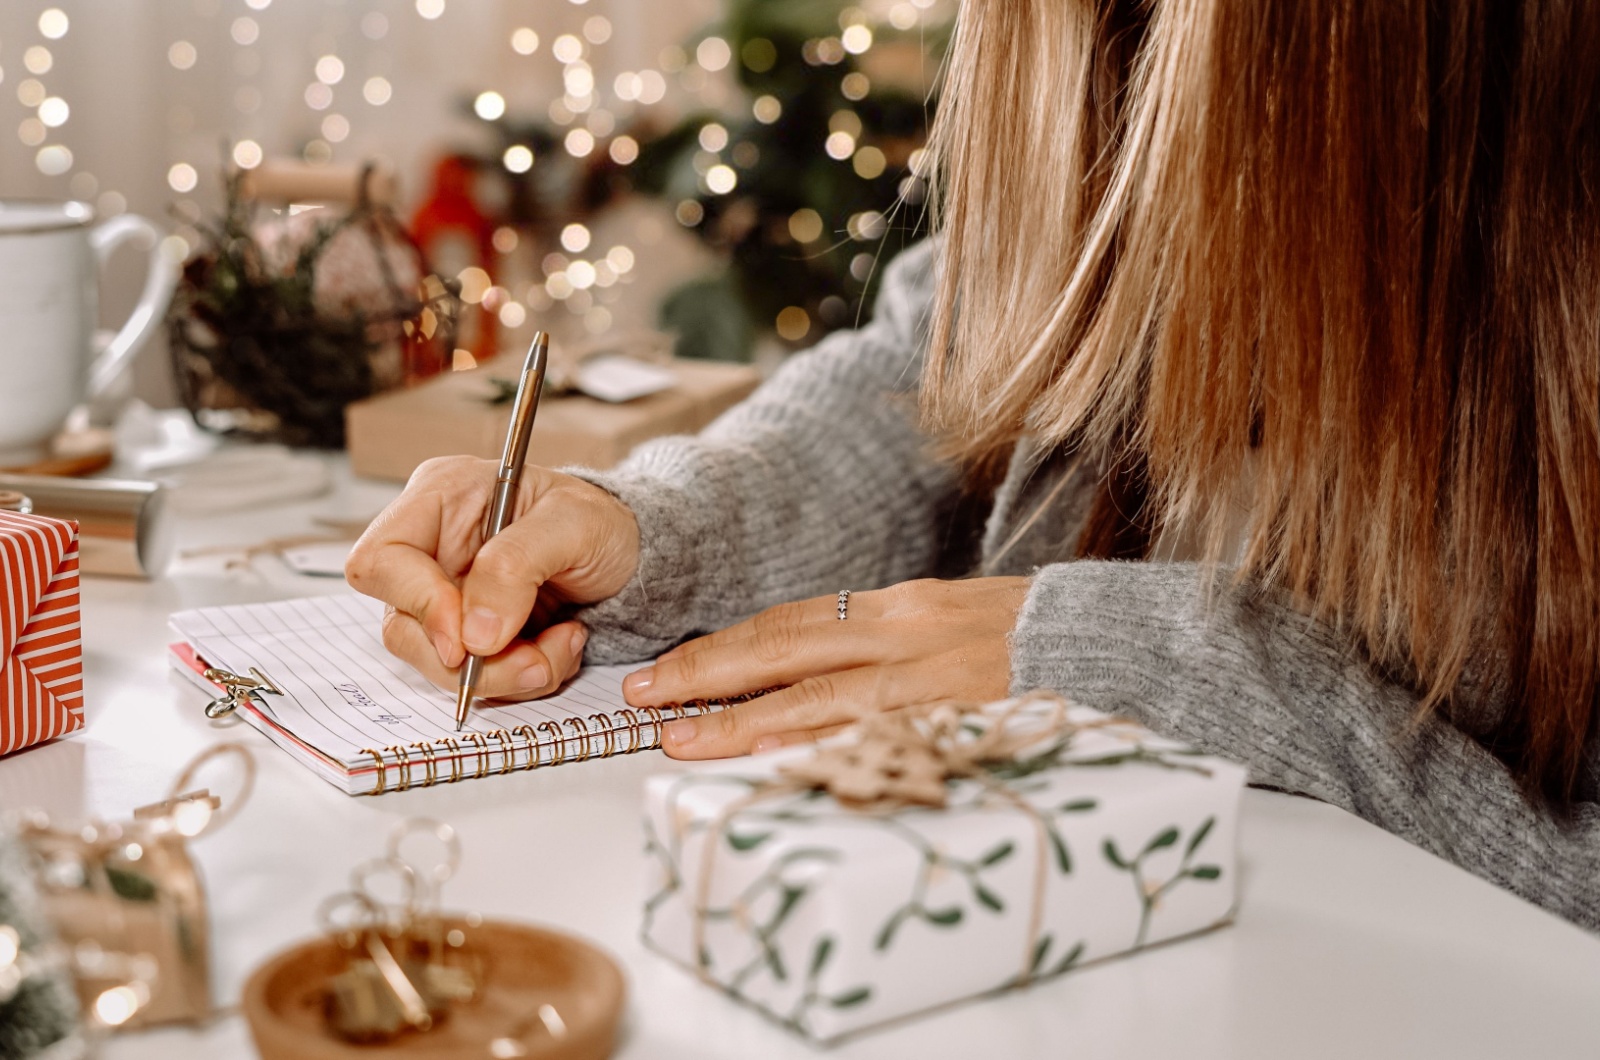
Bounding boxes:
[690,693,1124,991]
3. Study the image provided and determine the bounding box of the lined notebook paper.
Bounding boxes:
[168,593,719,796]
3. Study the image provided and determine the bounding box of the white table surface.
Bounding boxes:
[3,458,1598,1060]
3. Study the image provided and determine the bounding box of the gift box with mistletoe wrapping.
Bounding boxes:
[641,695,1247,1044]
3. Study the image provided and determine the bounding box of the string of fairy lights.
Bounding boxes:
[9,9,85,195]
[6,0,945,345]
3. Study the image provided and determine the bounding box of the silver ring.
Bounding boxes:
[837,589,851,620]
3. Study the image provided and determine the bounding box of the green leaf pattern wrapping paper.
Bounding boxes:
[641,700,1248,1044]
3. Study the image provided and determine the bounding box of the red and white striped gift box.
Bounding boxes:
[0,510,84,755]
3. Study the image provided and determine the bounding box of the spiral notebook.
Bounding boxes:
[168,593,724,796]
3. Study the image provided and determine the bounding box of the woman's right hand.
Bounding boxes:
[344,455,640,700]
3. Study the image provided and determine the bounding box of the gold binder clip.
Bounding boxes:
[201,666,284,719]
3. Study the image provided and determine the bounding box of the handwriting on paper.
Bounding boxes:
[336,681,411,724]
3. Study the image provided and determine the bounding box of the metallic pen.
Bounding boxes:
[455,330,549,730]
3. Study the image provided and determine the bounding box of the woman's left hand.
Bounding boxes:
[621,577,1031,759]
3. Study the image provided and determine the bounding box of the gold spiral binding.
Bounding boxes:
[410,742,438,787]
[438,737,464,784]
[353,690,778,795]
[511,725,542,770]
[463,732,490,779]
[588,713,618,757]
[538,720,565,766]
[387,744,414,793]
[614,709,642,754]
[505,727,529,770]
[490,729,515,774]
[564,716,592,760]
[641,707,664,748]
[362,748,387,796]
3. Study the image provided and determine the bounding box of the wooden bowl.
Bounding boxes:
[242,917,624,1060]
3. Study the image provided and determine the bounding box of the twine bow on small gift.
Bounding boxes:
[691,693,1129,991]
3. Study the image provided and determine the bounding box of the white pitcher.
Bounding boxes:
[0,201,179,464]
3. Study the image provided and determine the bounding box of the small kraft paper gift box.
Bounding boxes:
[641,695,1248,1044]
[1,510,84,754]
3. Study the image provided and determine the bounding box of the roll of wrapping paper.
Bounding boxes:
[0,474,172,579]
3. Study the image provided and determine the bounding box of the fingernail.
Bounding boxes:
[569,625,588,654]
[753,735,784,754]
[462,608,500,653]
[623,666,654,696]
[432,632,456,668]
[518,663,549,691]
[663,719,697,748]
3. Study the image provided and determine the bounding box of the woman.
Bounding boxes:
[346,1,1599,929]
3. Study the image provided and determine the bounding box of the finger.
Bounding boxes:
[381,609,553,699]
[347,457,512,669]
[458,496,602,657]
[751,724,848,754]
[627,601,882,707]
[516,620,588,696]
[469,619,591,702]
[656,594,844,664]
[348,519,465,669]
[661,663,925,760]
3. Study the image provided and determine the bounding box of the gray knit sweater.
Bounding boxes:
[576,242,1600,931]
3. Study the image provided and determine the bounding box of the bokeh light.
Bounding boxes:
[696,37,731,71]
[37,97,69,128]
[168,41,198,70]
[776,306,810,341]
[167,162,198,192]
[35,144,72,175]
[38,9,69,39]
[564,128,594,157]
[788,209,824,243]
[753,95,782,123]
[474,91,506,120]
[232,139,263,168]
[609,135,638,165]
[561,223,591,252]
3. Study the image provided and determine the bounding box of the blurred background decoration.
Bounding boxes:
[169,166,462,447]
[0,0,953,421]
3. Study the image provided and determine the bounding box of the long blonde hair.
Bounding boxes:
[923,0,1600,803]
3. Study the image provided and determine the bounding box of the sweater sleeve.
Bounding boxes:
[570,241,961,663]
[1011,559,1600,932]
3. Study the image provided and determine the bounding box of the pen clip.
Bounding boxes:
[202,665,284,719]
